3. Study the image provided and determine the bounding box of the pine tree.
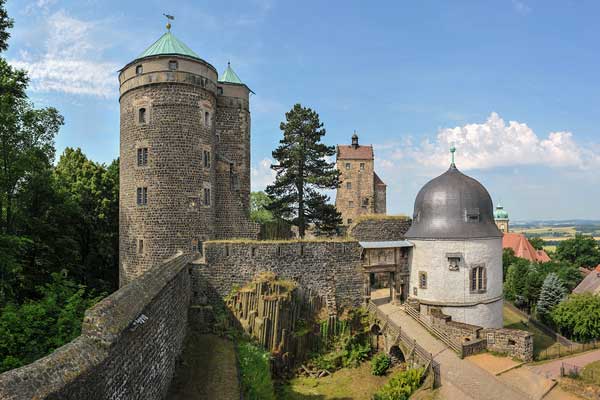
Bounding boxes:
[537,272,566,321]
[266,104,340,238]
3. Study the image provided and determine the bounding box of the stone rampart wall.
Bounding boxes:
[191,240,364,310]
[0,253,191,400]
[482,328,534,362]
[349,217,412,241]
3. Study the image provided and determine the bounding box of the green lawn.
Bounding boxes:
[503,305,557,357]
[582,361,600,385]
[278,362,397,400]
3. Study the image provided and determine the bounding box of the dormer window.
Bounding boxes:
[136,65,143,75]
[465,208,480,222]
[168,60,178,71]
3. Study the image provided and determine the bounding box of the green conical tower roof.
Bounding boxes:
[137,31,200,60]
[219,62,244,84]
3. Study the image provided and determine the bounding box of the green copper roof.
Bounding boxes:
[494,203,509,219]
[219,62,244,84]
[137,31,200,60]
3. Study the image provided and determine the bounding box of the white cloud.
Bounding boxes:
[512,0,532,15]
[382,112,599,171]
[24,0,57,15]
[251,158,276,191]
[9,11,118,98]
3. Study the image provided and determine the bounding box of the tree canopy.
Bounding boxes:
[556,233,600,269]
[265,104,341,237]
[552,293,600,341]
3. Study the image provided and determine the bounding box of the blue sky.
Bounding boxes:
[6,0,600,220]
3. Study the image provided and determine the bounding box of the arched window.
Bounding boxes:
[471,266,487,292]
[136,65,143,75]
[168,60,178,71]
[138,108,147,124]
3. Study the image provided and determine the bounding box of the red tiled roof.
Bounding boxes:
[374,172,386,186]
[337,145,374,160]
[503,232,551,263]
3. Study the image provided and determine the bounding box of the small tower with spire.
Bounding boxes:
[494,203,510,233]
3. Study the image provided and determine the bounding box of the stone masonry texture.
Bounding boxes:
[0,254,191,400]
[119,55,257,286]
[191,241,365,310]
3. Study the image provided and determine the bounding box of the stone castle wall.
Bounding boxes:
[191,240,364,309]
[349,216,412,241]
[0,254,191,400]
[482,328,534,362]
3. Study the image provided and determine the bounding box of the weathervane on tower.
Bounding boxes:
[163,13,174,31]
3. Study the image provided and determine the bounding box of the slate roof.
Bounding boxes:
[374,172,386,186]
[573,265,600,294]
[337,145,374,160]
[502,232,551,263]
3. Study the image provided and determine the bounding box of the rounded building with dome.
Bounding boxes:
[406,153,504,328]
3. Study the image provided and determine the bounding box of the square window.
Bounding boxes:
[348,200,354,208]
[362,198,369,207]
[168,60,178,70]
[347,219,353,224]
[346,182,352,189]
[345,162,351,170]
[448,257,460,271]
[360,163,365,170]
[136,65,143,75]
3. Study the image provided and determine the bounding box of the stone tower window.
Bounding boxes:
[203,187,211,206]
[137,239,144,254]
[362,198,369,208]
[348,200,354,208]
[471,265,487,292]
[203,150,211,168]
[137,148,148,166]
[136,187,148,206]
[204,111,210,127]
[168,60,178,70]
[418,271,427,289]
[346,182,352,189]
[347,218,353,224]
[217,87,224,95]
[136,65,143,75]
[360,163,365,171]
[345,162,351,170]
[138,108,147,124]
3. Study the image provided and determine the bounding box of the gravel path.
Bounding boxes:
[529,348,600,380]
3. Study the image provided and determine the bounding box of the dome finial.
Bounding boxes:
[450,145,456,166]
[163,13,175,31]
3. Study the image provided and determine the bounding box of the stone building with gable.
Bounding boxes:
[118,26,258,286]
[335,133,387,225]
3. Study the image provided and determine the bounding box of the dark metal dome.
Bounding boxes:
[406,164,502,240]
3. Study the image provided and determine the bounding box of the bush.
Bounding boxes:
[551,293,600,341]
[371,353,391,376]
[373,368,424,400]
[237,341,276,400]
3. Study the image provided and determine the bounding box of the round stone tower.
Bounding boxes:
[406,149,504,328]
[118,26,219,285]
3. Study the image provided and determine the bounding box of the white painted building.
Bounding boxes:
[405,152,504,328]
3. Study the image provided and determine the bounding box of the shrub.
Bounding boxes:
[237,341,276,400]
[371,353,392,376]
[373,368,424,400]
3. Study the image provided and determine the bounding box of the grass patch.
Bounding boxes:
[581,360,600,385]
[237,340,277,400]
[503,305,557,357]
[278,361,396,399]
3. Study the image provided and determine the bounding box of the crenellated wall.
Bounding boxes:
[191,240,364,310]
[0,253,191,400]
